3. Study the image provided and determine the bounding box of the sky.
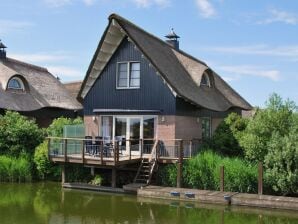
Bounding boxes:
[1,0,298,107]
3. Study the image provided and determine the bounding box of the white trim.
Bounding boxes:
[116,61,141,89]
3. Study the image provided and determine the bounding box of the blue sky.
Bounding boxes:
[1,0,298,107]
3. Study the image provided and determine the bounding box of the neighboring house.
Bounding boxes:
[78,13,252,149]
[0,41,82,127]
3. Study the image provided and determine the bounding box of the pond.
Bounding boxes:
[0,182,297,224]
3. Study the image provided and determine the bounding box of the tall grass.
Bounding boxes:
[158,151,258,193]
[0,155,32,182]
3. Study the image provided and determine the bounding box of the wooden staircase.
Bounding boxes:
[133,140,158,185]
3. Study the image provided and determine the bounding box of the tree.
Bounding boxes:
[210,112,247,157]
[0,111,44,157]
[47,117,83,137]
[240,93,296,162]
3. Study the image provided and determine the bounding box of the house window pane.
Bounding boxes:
[130,62,140,87]
[130,118,141,151]
[117,63,128,88]
[7,77,24,90]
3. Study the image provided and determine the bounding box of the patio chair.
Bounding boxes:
[85,136,93,155]
[94,136,102,156]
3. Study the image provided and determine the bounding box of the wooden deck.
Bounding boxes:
[48,137,202,167]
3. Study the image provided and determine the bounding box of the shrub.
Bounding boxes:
[90,175,103,186]
[209,113,247,157]
[0,111,44,157]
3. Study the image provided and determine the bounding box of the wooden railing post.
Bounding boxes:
[116,141,119,163]
[258,162,263,195]
[220,165,225,192]
[189,140,192,157]
[113,140,117,164]
[140,139,143,158]
[81,139,85,164]
[177,140,183,188]
[129,140,131,160]
[64,139,68,162]
[100,140,104,164]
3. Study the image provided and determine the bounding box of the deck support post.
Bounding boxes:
[61,164,66,185]
[177,140,183,188]
[111,167,117,188]
[220,165,224,192]
[258,162,263,195]
[91,167,95,176]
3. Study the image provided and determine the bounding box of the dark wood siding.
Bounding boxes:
[83,38,176,115]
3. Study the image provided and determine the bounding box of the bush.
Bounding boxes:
[0,111,44,157]
[34,141,60,180]
[210,113,247,157]
[90,175,103,186]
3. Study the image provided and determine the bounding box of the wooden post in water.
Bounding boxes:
[129,140,131,160]
[258,162,263,195]
[220,165,225,192]
[111,167,117,188]
[177,140,183,188]
[61,164,66,185]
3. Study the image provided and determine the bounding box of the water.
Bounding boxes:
[0,182,297,224]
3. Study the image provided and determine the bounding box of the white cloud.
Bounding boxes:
[44,0,97,7]
[195,0,216,18]
[44,0,72,8]
[82,0,97,6]
[207,44,298,61]
[0,20,34,35]
[218,65,281,81]
[47,66,83,79]
[10,52,71,63]
[131,0,170,8]
[258,9,298,25]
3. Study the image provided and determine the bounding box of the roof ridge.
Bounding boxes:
[7,57,49,72]
[109,13,207,66]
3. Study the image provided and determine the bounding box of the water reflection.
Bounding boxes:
[0,182,297,224]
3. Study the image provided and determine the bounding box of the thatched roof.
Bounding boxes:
[0,57,82,112]
[63,81,83,99]
[79,14,252,111]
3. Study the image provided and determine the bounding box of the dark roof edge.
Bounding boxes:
[108,13,207,66]
[77,18,113,100]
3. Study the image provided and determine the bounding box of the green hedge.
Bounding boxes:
[158,151,258,193]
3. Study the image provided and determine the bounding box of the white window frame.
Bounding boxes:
[116,61,140,89]
[7,77,25,91]
[200,72,211,87]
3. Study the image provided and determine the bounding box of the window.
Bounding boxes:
[117,62,140,88]
[201,117,211,139]
[200,72,210,87]
[7,77,25,90]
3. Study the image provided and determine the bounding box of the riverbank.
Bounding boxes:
[62,183,298,211]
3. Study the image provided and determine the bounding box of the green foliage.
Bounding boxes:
[209,112,247,157]
[47,117,83,137]
[0,155,32,182]
[156,164,177,186]
[240,93,297,162]
[34,141,60,180]
[90,175,103,186]
[0,111,44,157]
[159,151,258,193]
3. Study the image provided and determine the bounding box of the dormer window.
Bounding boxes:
[7,77,25,91]
[200,72,211,87]
[117,62,140,89]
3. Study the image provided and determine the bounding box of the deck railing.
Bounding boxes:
[47,137,203,165]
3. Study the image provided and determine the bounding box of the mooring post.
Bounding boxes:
[177,140,183,188]
[61,164,65,185]
[111,167,117,188]
[258,162,263,195]
[220,165,225,192]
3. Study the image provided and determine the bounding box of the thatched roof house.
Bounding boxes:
[0,41,82,127]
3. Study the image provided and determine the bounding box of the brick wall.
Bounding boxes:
[175,116,201,140]
[211,118,223,135]
[84,115,100,137]
[156,115,176,141]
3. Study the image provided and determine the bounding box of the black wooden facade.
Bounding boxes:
[84,38,176,115]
